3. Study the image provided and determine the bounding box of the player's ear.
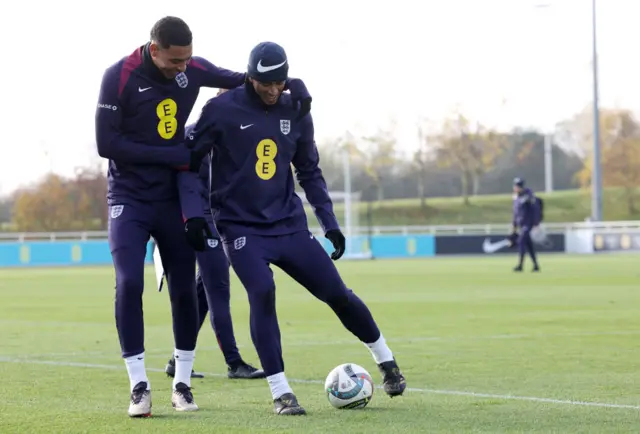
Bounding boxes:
[149,42,160,58]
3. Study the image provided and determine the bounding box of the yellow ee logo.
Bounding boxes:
[156,98,178,139]
[255,139,278,180]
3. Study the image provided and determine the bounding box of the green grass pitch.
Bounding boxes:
[1,254,639,433]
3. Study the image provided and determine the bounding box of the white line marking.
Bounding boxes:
[0,356,638,410]
[21,330,640,359]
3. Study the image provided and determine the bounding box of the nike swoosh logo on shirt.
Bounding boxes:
[256,59,287,73]
[240,124,254,130]
[138,87,152,92]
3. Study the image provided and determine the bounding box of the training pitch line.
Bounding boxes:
[0,356,638,411]
[12,329,640,359]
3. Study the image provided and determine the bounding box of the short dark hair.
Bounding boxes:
[150,16,192,49]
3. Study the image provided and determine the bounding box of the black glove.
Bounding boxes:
[325,229,346,261]
[285,78,312,121]
[184,217,213,251]
[507,231,518,248]
[297,97,311,121]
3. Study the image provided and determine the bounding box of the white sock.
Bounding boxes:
[267,372,293,400]
[364,334,394,364]
[173,349,195,389]
[124,352,149,392]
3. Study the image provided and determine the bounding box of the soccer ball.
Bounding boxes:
[324,363,374,409]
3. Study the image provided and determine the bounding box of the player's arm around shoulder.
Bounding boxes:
[190,56,246,90]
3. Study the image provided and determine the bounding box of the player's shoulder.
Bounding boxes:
[105,47,143,78]
[208,87,242,109]
[277,93,312,122]
[218,87,242,102]
[189,55,215,71]
[202,92,225,112]
[102,47,144,94]
[187,56,224,82]
[197,90,235,125]
[277,92,298,117]
[278,91,293,105]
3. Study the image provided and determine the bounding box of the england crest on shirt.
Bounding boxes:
[280,119,291,135]
[175,72,188,88]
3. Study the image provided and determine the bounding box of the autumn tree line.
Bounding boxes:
[2,106,639,232]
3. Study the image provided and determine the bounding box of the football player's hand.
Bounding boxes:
[325,229,346,261]
[184,217,213,251]
[285,78,312,121]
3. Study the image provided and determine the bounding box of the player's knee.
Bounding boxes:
[204,280,231,304]
[247,282,276,314]
[326,288,353,311]
[215,286,231,303]
[211,307,232,325]
[169,283,197,305]
[115,275,143,299]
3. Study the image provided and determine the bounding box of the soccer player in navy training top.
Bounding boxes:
[164,109,265,381]
[95,18,310,417]
[511,178,541,272]
[186,41,407,415]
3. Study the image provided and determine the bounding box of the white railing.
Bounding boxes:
[362,220,640,235]
[0,231,109,242]
[1,220,638,242]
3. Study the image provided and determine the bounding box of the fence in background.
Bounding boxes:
[0,221,638,267]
